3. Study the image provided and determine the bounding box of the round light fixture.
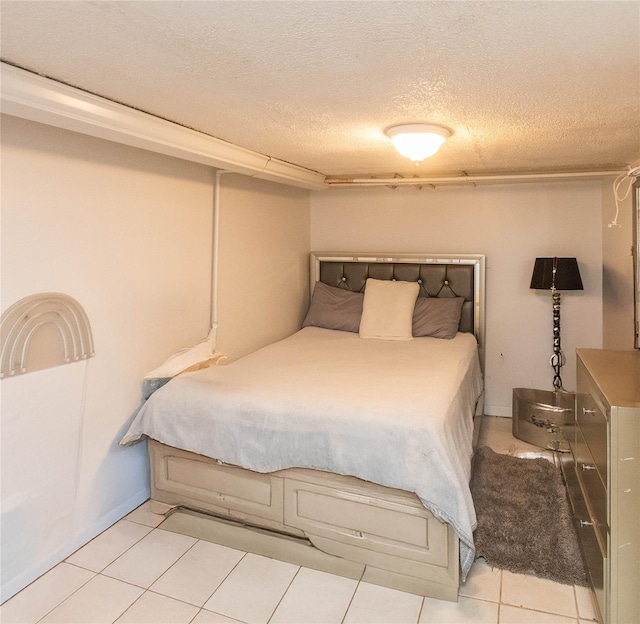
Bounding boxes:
[385,124,451,163]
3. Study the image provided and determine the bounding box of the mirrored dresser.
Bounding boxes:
[562,349,640,624]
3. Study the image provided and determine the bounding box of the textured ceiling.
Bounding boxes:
[1,1,639,179]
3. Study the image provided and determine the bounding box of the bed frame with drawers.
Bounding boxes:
[147,253,486,601]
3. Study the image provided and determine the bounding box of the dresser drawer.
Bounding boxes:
[576,390,608,486]
[574,428,608,552]
[575,349,640,624]
[570,465,606,622]
[560,443,605,623]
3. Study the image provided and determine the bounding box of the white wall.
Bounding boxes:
[602,179,636,349]
[310,182,603,416]
[216,174,310,361]
[0,112,616,600]
[0,115,214,601]
[0,119,312,601]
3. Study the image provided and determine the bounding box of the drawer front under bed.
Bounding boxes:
[149,440,454,566]
[283,477,451,569]
[150,442,286,526]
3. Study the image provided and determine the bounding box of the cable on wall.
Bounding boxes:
[609,165,640,228]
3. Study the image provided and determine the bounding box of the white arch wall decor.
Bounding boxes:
[1,293,94,378]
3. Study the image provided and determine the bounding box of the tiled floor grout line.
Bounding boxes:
[415,594,426,624]
[572,585,581,622]
[187,606,200,624]
[20,555,578,622]
[125,511,165,529]
[8,417,593,624]
[69,520,154,577]
[496,567,503,624]
[101,526,201,592]
[105,576,141,624]
[339,578,362,624]
[195,604,247,624]
[46,531,276,624]
[265,564,302,624]
[68,517,154,575]
[187,543,248,616]
[338,556,369,624]
[139,528,199,594]
[140,586,220,622]
[33,565,98,624]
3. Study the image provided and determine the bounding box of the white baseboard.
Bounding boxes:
[1,487,150,604]
[483,405,512,418]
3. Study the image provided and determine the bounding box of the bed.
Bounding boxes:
[121,252,485,601]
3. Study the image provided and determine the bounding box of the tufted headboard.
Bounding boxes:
[310,252,486,353]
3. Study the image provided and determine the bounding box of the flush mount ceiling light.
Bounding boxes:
[385,124,451,163]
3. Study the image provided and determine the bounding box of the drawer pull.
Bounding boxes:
[579,520,594,528]
[582,408,598,416]
[581,463,597,471]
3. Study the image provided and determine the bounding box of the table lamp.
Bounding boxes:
[530,257,583,390]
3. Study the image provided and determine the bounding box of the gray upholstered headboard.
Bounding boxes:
[310,252,486,351]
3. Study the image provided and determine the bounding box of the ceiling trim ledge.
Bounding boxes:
[0,63,328,191]
[326,171,625,187]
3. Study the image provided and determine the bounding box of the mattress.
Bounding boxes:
[121,326,483,575]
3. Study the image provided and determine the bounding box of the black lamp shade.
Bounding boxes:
[530,257,583,291]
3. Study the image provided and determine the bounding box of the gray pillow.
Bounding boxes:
[412,297,465,339]
[302,281,364,333]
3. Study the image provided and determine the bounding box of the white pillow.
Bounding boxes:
[359,278,420,340]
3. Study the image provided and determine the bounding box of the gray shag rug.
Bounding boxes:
[470,446,588,586]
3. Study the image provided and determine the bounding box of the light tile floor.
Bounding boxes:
[1,416,599,624]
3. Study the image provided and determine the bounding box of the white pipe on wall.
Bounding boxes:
[142,169,227,382]
[324,171,624,187]
[210,170,224,336]
[3,64,628,194]
[0,63,327,191]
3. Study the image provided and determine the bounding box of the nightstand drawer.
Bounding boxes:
[576,391,608,486]
[575,428,608,552]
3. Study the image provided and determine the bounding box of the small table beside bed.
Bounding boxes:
[121,252,486,602]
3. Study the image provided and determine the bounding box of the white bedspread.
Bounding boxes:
[121,327,483,577]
